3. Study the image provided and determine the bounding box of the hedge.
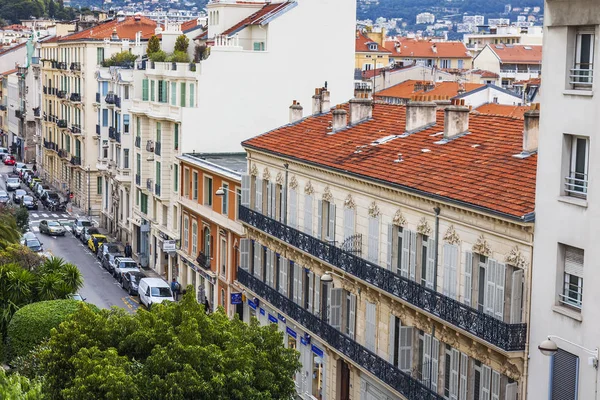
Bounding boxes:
[6,299,98,361]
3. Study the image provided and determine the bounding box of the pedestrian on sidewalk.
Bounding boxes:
[171,278,181,301]
[124,242,133,258]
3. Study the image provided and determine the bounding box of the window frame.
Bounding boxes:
[572,28,595,89]
[204,175,213,207]
[183,215,189,251]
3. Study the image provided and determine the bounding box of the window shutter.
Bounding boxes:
[142,79,148,101]
[289,189,297,228]
[431,337,439,392]
[304,194,313,235]
[426,238,436,289]
[255,178,263,212]
[443,244,451,296]
[401,229,410,278]
[365,302,376,351]
[399,325,413,372]
[494,263,506,320]
[328,202,336,242]
[510,269,524,323]
[271,183,276,219]
[348,293,357,340]
[450,348,459,400]
[481,365,491,400]
[552,349,579,400]
[293,263,300,305]
[368,216,379,263]
[409,231,417,280]
[308,271,314,313]
[388,314,396,365]
[314,275,321,317]
[387,224,394,271]
[485,259,496,316]
[241,175,250,207]
[257,247,264,281]
[253,242,260,278]
[280,257,288,297]
[459,353,468,400]
[491,370,500,400]
[330,288,342,330]
[464,251,473,306]
[317,200,323,240]
[343,207,355,240]
[423,334,432,384]
[505,383,518,400]
[268,250,275,287]
[449,245,458,299]
[264,249,270,285]
[565,246,584,277]
[297,266,304,306]
[267,182,273,218]
[240,239,249,270]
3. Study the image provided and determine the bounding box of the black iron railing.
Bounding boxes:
[96,124,100,135]
[70,62,81,71]
[154,141,161,156]
[109,127,116,140]
[155,183,161,196]
[33,107,40,117]
[70,93,81,102]
[238,206,527,351]
[57,119,67,128]
[197,252,210,269]
[115,131,121,143]
[95,92,101,103]
[135,136,141,148]
[70,156,81,166]
[57,62,67,70]
[237,268,443,400]
[15,110,24,119]
[105,93,116,104]
[43,140,57,150]
[57,90,66,99]
[71,125,81,135]
[58,149,68,158]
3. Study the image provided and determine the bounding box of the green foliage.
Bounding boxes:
[101,51,138,67]
[174,34,189,53]
[40,290,301,400]
[166,50,190,63]
[0,244,44,272]
[13,207,29,234]
[194,44,209,62]
[147,35,160,55]
[0,211,22,246]
[0,368,41,400]
[148,50,167,62]
[7,300,96,361]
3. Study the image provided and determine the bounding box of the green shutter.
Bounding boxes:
[174,124,179,150]
[137,154,141,172]
[156,122,161,142]
[156,161,161,185]
[180,83,186,107]
[189,84,194,107]
[174,165,179,192]
[253,42,261,51]
[150,80,155,102]
[136,117,140,136]
[162,81,168,103]
[97,177,102,195]
[142,79,149,101]
[171,82,176,105]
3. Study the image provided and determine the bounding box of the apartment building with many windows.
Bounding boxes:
[528,1,599,399]
[238,88,537,400]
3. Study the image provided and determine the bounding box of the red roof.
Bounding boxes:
[356,31,392,53]
[386,39,470,58]
[471,69,500,78]
[221,2,294,36]
[374,80,484,100]
[0,68,18,75]
[58,16,157,41]
[484,44,542,64]
[243,103,536,219]
[513,77,541,86]
[181,19,199,32]
[475,103,530,119]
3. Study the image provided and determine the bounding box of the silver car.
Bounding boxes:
[6,177,20,191]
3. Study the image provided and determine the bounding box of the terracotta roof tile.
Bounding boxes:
[471,69,500,78]
[374,80,484,100]
[485,44,542,64]
[475,103,530,119]
[243,103,536,219]
[221,2,294,36]
[386,39,471,58]
[0,68,18,75]
[58,16,157,42]
[513,77,541,86]
[181,19,200,32]
[356,31,392,53]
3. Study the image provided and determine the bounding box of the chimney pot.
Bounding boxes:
[522,107,540,152]
[405,98,437,134]
[331,107,348,133]
[289,101,304,124]
[443,103,470,140]
[349,87,373,125]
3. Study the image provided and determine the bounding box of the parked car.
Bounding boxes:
[39,220,66,236]
[3,155,15,165]
[97,242,123,260]
[81,227,100,244]
[0,147,10,160]
[0,190,9,205]
[24,238,43,253]
[6,177,20,191]
[41,191,61,209]
[35,184,50,198]
[122,271,145,295]
[87,234,107,253]
[138,278,174,309]
[73,218,93,238]
[20,231,36,245]
[21,195,38,210]
[13,162,27,174]
[12,189,26,204]
[113,257,140,282]
[28,177,41,190]
[103,252,124,273]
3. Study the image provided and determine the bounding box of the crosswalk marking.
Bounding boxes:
[51,213,58,218]
[31,226,39,232]
[41,213,48,218]
[31,213,39,218]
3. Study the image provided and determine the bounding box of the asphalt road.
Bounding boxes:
[0,163,140,313]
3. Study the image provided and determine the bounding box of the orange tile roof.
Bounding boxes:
[471,69,499,78]
[221,2,294,36]
[356,31,392,53]
[58,16,157,42]
[475,103,529,119]
[485,44,542,64]
[386,39,471,58]
[243,103,536,219]
[181,19,199,32]
[513,77,541,86]
[0,68,18,75]
[374,80,484,100]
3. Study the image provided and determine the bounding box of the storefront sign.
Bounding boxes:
[268,314,277,324]
[163,240,176,252]
[278,313,286,323]
[311,345,324,358]
[248,299,257,310]
[286,327,297,339]
[259,308,265,316]
[300,337,308,346]
[230,293,242,305]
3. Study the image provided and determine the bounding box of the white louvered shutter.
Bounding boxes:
[267,182,273,218]
[485,259,496,316]
[292,263,300,304]
[565,246,584,278]
[401,229,410,278]
[365,302,376,351]
[444,244,458,299]
[253,242,260,278]
[280,257,288,297]
[398,325,413,372]
[481,365,491,400]
[459,353,468,400]
[409,231,417,280]
[314,275,321,317]
[241,175,250,207]
[328,202,336,242]
[255,178,263,212]
[297,266,304,306]
[464,251,473,306]
[330,288,342,330]
[343,207,355,240]
[491,370,500,400]
[271,183,277,220]
[443,244,451,295]
[426,238,436,289]
[317,200,323,240]
[450,348,459,400]
[388,314,396,365]
[494,263,506,320]
[510,269,524,323]
[304,194,313,235]
[348,293,357,339]
[431,337,439,392]
[308,271,314,312]
[449,245,458,299]
[387,224,394,271]
[423,334,432,383]
[289,189,297,228]
[265,249,272,286]
[368,216,379,263]
[505,382,518,400]
[240,238,249,270]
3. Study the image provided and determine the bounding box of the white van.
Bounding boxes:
[138,278,174,309]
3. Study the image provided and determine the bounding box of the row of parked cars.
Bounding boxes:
[6,163,64,211]
[72,222,174,309]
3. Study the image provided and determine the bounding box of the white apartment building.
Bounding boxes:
[528,1,600,399]
[473,44,542,88]
[130,0,355,276]
[464,25,543,55]
[416,13,435,25]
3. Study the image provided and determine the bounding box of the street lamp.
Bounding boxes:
[320,270,345,283]
[215,186,236,196]
[538,335,599,368]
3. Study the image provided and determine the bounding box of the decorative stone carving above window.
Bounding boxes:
[505,246,528,269]
[344,194,356,209]
[392,209,407,227]
[417,217,432,236]
[322,186,333,202]
[368,201,380,218]
[304,181,314,195]
[443,225,461,245]
[276,172,284,185]
[262,167,271,181]
[289,176,298,190]
[472,234,492,256]
[250,164,258,177]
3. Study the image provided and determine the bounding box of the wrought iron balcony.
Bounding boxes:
[115,96,121,108]
[95,92,101,103]
[71,124,81,135]
[57,90,66,99]
[58,149,69,158]
[115,131,121,143]
[57,62,67,70]
[0,105,6,111]
[96,124,100,135]
[109,127,116,140]
[70,62,81,71]
[70,156,81,166]
[43,86,47,94]
[238,206,528,352]
[33,107,40,117]
[135,174,141,185]
[135,136,141,148]
[154,141,161,156]
[43,140,57,150]
[237,268,443,400]
[70,93,81,102]
[57,119,67,128]
[196,252,210,270]
[15,110,24,119]
[105,92,117,105]
[155,183,161,196]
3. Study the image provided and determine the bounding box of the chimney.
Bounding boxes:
[312,87,331,115]
[321,88,331,111]
[522,103,540,153]
[349,86,373,125]
[289,100,303,124]
[443,98,470,140]
[111,28,118,40]
[331,105,348,132]
[405,95,437,134]
[432,44,437,53]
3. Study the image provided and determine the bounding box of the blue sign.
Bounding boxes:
[248,300,257,310]
[278,313,286,322]
[231,293,242,305]
[268,314,278,323]
[300,337,308,346]
[259,308,266,316]
[286,327,297,339]
[311,345,324,358]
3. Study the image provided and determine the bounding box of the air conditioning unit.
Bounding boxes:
[146,140,154,152]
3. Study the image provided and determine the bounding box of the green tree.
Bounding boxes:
[101,51,138,67]
[0,212,22,246]
[0,368,41,400]
[147,35,160,55]
[12,207,29,234]
[47,0,55,17]
[0,244,44,271]
[40,290,300,400]
[174,34,189,53]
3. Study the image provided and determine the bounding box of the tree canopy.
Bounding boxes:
[39,291,301,400]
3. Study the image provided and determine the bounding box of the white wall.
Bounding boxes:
[473,47,501,74]
[0,45,27,73]
[460,86,523,108]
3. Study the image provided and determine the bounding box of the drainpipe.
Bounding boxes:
[283,163,289,224]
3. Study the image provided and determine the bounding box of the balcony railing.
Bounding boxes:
[70,156,81,166]
[57,90,67,99]
[115,96,121,108]
[155,183,161,196]
[43,140,57,150]
[196,252,210,270]
[109,127,116,140]
[238,206,528,352]
[135,136,141,148]
[71,124,81,135]
[15,110,24,119]
[57,119,67,128]
[565,172,588,199]
[57,62,67,70]
[0,105,6,111]
[237,268,443,400]
[33,107,40,117]
[135,174,141,185]
[43,86,47,94]
[115,131,121,143]
[70,93,81,102]
[570,67,593,87]
[105,93,117,105]
[95,92,101,103]
[58,149,69,158]
[70,62,81,71]
[154,141,161,156]
[96,124,100,135]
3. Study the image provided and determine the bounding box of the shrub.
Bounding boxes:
[6,300,98,362]
[102,51,138,67]
[148,50,167,62]
[147,35,160,55]
[166,50,190,63]
[174,34,189,53]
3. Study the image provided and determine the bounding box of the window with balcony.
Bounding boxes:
[150,80,155,102]
[124,149,129,169]
[417,330,439,392]
[440,59,451,68]
[303,193,313,235]
[220,237,227,278]
[571,28,594,89]
[171,82,177,105]
[180,83,186,107]
[140,193,148,214]
[564,135,589,199]
[420,236,436,290]
[559,245,584,310]
[204,176,212,206]
[158,80,167,103]
[190,83,195,107]
[124,114,129,134]
[235,188,241,221]
[204,227,212,261]
[389,315,413,373]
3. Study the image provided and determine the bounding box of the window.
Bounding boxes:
[221,183,228,214]
[156,161,161,187]
[96,48,104,64]
[303,193,313,234]
[192,172,198,200]
[136,117,141,137]
[97,177,102,195]
[457,59,464,69]
[102,109,108,126]
[560,245,584,309]
[171,82,176,105]
[565,135,589,198]
[220,237,227,277]
[318,200,336,242]
[253,42,265,51]
[124,85,130,100]
[123,149,129,168]
[204,176,213,206]
[204,227,211,258]
[367,215,379,263]
[150,80,155,102]
[551,349,579,400]
[158,80,167,103]
[420,236,435,290]
[102,81,108,95]
[156,122,161,142]
[174,165,179,193]
[183,216,189,250]
[189,83,195,107]
[140,193,148,214]
[180,83,186,107]
[440,59,451,68]
[142,79,149,101]
[572,28,594,88]
[174,124,179,150]
[184,168,190,197]
[123,114,130,133]
[191,221,198,256]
